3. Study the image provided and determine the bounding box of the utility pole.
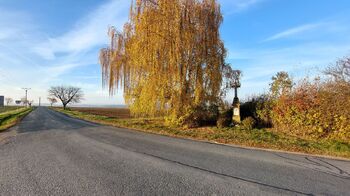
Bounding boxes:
[22,88,31,107]
[39,97,41,107]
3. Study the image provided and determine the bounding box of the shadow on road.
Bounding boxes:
[274,153,350,180]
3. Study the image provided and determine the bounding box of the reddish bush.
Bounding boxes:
[264,78,350,141]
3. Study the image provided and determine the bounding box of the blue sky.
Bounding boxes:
[0,0,349,105]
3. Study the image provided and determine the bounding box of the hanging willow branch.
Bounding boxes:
[100,0,228,118]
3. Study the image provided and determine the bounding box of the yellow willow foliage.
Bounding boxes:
[100,0,227,118]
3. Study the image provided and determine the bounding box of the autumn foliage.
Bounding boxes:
[269,79,350,140]
[250,57,350,141]
[100,0,227,125]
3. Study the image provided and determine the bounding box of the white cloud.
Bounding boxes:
[219,0,265,14]
[34,0,129,59]
[263,23,325,42]
[2,1,349,105]
[226,41,350,99]
[0,0,129,105]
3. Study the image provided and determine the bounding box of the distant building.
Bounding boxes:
[0,96,4,107]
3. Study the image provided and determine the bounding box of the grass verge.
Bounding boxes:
[54,108,350,159]
[0,107,34,131]
[0,106,23,113]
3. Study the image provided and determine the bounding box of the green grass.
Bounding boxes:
[54,108,350,159]
[0,106,22,114]
[0,107,34,131]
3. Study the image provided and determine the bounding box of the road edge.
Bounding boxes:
[0,107,35,144]
[52,108,350,162]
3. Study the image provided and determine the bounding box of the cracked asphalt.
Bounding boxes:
[0,107,349,195]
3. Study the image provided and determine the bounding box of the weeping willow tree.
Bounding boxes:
[100,0,228,124]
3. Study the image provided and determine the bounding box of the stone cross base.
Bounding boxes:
[232,100,241,123]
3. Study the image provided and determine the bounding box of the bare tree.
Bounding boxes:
[47,97,58,107]
[48,86,83,110]
[324,56,350,83]
[5,97,13,106]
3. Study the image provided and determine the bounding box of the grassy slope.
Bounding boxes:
[0,106,22,113]
[54,108,350,159]
[0,107,33,131]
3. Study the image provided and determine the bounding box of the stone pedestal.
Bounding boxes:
[232,97,241,123]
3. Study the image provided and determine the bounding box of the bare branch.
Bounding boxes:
[324,56,350,83]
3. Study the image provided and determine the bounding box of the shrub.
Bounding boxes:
[241,94,272,127]
[254,71,350,141]
[241,117,256,130]
[239,57,350,141]
[167,104,219,128]
[216,109,232,128]
[216,117,231,128]
[267,77,350,140]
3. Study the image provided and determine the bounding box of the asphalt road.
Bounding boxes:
[0,107,349,195]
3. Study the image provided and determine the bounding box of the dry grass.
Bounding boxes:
[0,106,23,114]
[69,107,131,119]
[0,107,33,131]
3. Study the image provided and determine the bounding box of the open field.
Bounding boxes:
[67,107,131,119]
[54,107,350,159]
[0,107,34,131]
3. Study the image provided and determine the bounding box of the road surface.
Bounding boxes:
[0,107,349,195]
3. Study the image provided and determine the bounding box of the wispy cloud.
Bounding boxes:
[0,0,130,104]
[34,0,129,59]
[219,0,265,14]
[1,0,349,105]
[226,41,350,99]
[263,23,325,42]
[227,18,350,99]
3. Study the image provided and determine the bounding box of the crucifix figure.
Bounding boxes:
[226,69,242,123]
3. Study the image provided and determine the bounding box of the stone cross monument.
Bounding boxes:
[231,70,241,123]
